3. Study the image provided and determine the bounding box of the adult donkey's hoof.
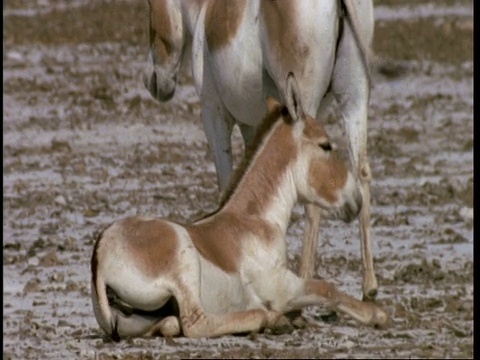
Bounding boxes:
[362,288,378,302]
[362,276,379,301]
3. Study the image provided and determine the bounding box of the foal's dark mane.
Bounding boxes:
[195,103,292,221]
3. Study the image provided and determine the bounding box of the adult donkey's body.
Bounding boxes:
[144,0,378,299]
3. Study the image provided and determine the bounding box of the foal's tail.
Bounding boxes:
[91,227,119,340]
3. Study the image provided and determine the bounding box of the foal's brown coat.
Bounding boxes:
[91,75,389,340]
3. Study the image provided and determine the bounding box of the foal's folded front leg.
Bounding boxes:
[289,279,389,328]
[309,279,389,327]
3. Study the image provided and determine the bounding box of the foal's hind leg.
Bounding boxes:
[173,283,279,338]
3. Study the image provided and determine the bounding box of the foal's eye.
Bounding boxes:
[319,142,332,152]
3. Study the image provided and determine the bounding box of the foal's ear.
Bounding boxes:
[266,96,281,113]
[285,72,305,123]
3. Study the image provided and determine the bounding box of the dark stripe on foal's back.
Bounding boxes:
[195,104,292,222]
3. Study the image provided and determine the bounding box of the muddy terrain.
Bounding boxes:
[3,0,473,358]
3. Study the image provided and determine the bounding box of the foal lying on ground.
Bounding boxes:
[91,74,389,340]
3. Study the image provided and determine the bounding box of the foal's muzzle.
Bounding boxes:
[340,189,363,223]
[337,173,363,223]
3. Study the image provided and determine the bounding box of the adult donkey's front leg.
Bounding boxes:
[332,0,378,300]
[200,69,236,193]
[298,205,322,279]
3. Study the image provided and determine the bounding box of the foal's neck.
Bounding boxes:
[221,124,299,233]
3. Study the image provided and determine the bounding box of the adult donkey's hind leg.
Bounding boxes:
[238,123,258,151]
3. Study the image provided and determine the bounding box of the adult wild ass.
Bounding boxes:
[144,0,378,300]
[92,74,389,339]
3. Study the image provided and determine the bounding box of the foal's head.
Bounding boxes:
[144,0,186,101]
[278,73,363,223]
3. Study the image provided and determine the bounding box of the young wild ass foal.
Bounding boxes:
[92,74,389,340]
[144,0,379,300]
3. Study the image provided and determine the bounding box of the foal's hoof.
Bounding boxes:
[291,315,308,329]
[284,310,308,329]
[371,307,390,329]
[264,310,283,329]
[268,315,295,335]
[362,278,379,302]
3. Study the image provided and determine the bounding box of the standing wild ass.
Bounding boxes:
[144,0,378,300]
[92,74,389,339]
